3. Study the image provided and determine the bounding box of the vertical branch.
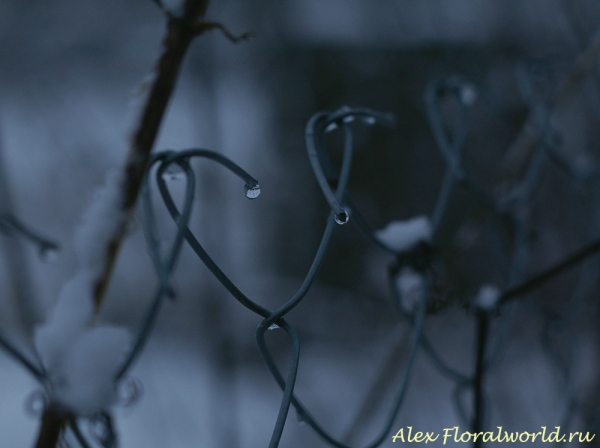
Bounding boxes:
[36,1,216,447]
[93,0,212,312]
[472,311,489,448]
[500,28,600,179]
[34,406,67,448]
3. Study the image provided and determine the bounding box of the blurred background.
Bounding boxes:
[1,0,600,446]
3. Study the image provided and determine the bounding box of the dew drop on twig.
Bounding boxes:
[325,122,338,133]
[162,163,186,181]
[296,411,307,426]
[362,116,376,125]
[244,184,261,199]
[25,390,47,417]
[39,246,59,263]
[335,211,349,225]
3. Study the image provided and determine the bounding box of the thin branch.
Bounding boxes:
[92,0,249,312]
[34,406,68,448]
[472,312,490,448]
[500,28,600,179]
[500,236,600,305]
[33,0,252,446]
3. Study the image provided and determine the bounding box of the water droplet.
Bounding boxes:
[39,246,59,263]
[244,184,260,199]
[25,390,47,417]
[342,115,355,123]
[460,85,478,106]
[162,163,186,181]
[334,211,349,225]
[362,116,376,125]
[325,122,338,133]
[296,411,307,425]
[268,323,279,330]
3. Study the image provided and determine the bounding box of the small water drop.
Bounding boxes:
[39,246,59,263]
[325,122,338,133]
[268,323,279,330]
[342,115,355,123]
[334,211,349,225]
[362,116,377,125]
[162,163,186,181]
[296,411,307,426]
[25,390,47,417]
[244,184,261,199]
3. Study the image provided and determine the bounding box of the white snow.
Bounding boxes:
[74,169,126,278]
[460,84,478,106]
[375,216,432,252]
[53,325,131,414]
[34,270,132,414]
[395,267,425,313]
[34,168,132,414]
[474,284,501,311]
[35,271,95,373]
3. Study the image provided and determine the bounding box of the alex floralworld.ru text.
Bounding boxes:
[391,426,595,444]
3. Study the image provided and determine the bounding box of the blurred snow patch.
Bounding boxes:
[474,284,500,311]
[35,269,131,414]
[35,271,95,372]
[53,325,130,414]
[74,169,126,277]
[376,216,432,252]
[396,267,425,313]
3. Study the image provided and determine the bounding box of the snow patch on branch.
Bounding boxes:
[376,216,432,252]
[35,169,131,414]
[35,269,132,414]
[74,169,126,277]
[395,267,425,313]
[35,271,95,373]
[54,326,131,414]
[474,284,500,311]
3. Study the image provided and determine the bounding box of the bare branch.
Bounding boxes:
[92,0,211,312]
[500,29,600,179]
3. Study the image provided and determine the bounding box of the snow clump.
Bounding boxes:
[396,267,425,314]
[474,284,501,311]
[35,169,132,414]
[375,216,432,252]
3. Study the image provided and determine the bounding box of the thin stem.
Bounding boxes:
[305,107,394,225]
[256,319,300,448]
[117,159,196,380]
[92,0,215,312]
[257,275,428,448]
[34,407,67,448]
[472,312,490,448]
[68,418,93,448]
[500,236,600,305]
